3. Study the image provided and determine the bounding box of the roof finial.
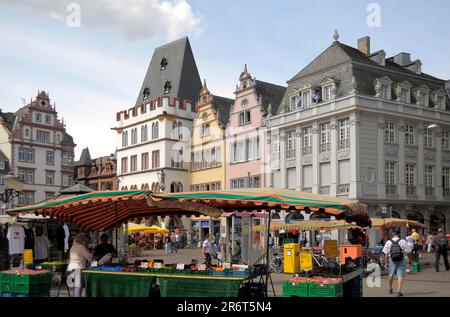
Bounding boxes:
[244,64,248,73]
[203,79,207,90]
[333,29,340,42]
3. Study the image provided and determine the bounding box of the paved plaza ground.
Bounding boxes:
[50,248,450,297]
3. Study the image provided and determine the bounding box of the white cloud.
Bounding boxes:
[0,0,205,41]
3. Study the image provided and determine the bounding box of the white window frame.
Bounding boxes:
[338,118,350,149]
[406,164,416,186]
[405,125,415,145]
[442,131,450,151]
[319,123,331,152]
[384,121,396,143]
[425,165,434,188]
[385,161,396,185]
[424,128,434,148]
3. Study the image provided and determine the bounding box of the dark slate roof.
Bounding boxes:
[280,41,449,114]
[59,183,94,194]
[254,80,287,115]
[0,111,16,132]
[76,148,92,167]
[61,132,75,146]
[135,37,202,106]
[211,95,234,126]
[0,150,10,176]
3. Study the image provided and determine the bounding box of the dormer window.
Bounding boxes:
[375,77,393,100]
[414,85,430,107]
[431,90,446,110]
[242,81,247,89]
[160,58,168,70]
[302,90,311,108]
[164,81,171,94]
[395,81,412,103]
[323,85,332,101]
[143,88,150,100]
[321,78,337,102]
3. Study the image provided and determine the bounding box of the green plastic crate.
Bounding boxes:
[14,283,51,295]
[282,281,309,297]
[0,281,15,293]
[15,273,51,286]
[0,273,16,284]
[309,282,343,297]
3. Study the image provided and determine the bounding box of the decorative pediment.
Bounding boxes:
[289,88,300,96]
[321,77,335,86]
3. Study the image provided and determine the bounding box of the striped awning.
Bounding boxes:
[254,220,351,232]
[8,190,198,232]
[150,188,370,227]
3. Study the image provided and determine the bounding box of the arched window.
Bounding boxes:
[271,213,281,220]
[309,213,331,221]
[130,128,138,145]
[391,211,401,219]
[160,58,168,70]
[141,125,148,142]
[178,121,183,139]
[430,212,446,232]
[285,212,304,224]
[152,122,159,140]
[406,211,424,224]
[177,183,183,193]
[122,131,128,147]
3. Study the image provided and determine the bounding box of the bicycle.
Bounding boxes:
[268,247,284,273]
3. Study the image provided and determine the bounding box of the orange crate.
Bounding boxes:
[339,245,362,264]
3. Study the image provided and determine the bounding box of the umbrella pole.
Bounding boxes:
[265,209,272,297]
[115,202,118,257]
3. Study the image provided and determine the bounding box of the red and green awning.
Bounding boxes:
[8,188,370,231]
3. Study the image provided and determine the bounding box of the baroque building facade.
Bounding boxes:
[0,91,76,207]
[265,35,450,244]
[74,147,117,191]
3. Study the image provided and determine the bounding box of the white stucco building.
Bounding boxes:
[266,36,450,245]
[114,37,202,228]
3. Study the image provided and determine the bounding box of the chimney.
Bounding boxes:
[393,53,411,66]
[358,36,370,55]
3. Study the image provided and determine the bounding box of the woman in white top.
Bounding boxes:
[67,234,92,297]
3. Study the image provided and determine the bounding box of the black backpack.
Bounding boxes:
[390,239,404,262]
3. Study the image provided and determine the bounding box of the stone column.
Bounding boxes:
[350,112,361,199]
[418,123,425,200]
[312,121,319,194]
[436,128,443,201]
[296,127,302,191]
[398,119,406,200]
[377,115,386,199]
[330,116,337,196]
[280,132,287,189]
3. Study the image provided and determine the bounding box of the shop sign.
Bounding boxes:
[222,262,231,269]
[177,263,185,270]
[198,264,206,271]
[324,240,338,257]
[300,252,313,271]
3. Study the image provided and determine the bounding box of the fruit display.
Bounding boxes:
[1,269,49,275]
[41,261,66,266]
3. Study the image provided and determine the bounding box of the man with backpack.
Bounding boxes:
[433,228,449,272]
[382,230,412,297]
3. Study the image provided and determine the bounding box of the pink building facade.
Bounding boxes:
[226,65,286,189]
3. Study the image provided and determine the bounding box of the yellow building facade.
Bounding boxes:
[188,80,233,243]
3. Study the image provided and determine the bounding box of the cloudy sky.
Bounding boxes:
[1,0,449,159]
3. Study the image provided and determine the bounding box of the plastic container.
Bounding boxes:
[0,282,15,293]
[228,269,251,277]
[1,291,16,297]
[309,282,343,297]
[282,280,309,297]
[208,269,228,277]
[339,245,363,265]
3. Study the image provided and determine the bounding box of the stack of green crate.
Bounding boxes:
[282,281,309,297]
[309,282,343,297]
[0,272,16,294]
[0,272,52,297]
[14,273,52,296]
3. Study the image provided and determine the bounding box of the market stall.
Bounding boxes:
[7,188,369,297]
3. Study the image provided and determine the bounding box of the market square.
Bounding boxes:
[0,0,449,301]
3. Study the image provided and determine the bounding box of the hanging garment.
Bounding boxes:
[7,225,25,255]
[63,224,70,251]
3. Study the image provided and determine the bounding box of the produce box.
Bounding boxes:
[0,272,16,283]
[282,280,309,297]
[0,281,15,293]
[14,283,51,295]
[228,269,251,277]
[208,269,229,277]
[309,281,343,297]
[1,291,16,297]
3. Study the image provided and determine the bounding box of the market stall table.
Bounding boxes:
[83,270,250,297]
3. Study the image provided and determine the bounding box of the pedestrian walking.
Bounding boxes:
[170,232,178,253]
[382,230,412,297]
[421,235,427,252]
[163,233,171,255]
[405,232,414,273]
[433,228,449,272]
[426,232,434,253]
[411,228,420,259]
[202,234,213,266]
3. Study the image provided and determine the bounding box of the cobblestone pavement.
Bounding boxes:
[50,248,450,297]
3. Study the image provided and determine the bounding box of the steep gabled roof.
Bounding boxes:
[61,132,75,146]
[254,80,287,115]
[211,95,234,127]
[0,111,17,132]
[76,148,92,167]
[135,37,202,106]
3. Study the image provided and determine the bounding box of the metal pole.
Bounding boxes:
[231,215,235,262]
[265,209,272,297]
[115,202,118,256]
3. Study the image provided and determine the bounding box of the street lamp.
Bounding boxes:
[156,169,166,193]
[0,172,24,203]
